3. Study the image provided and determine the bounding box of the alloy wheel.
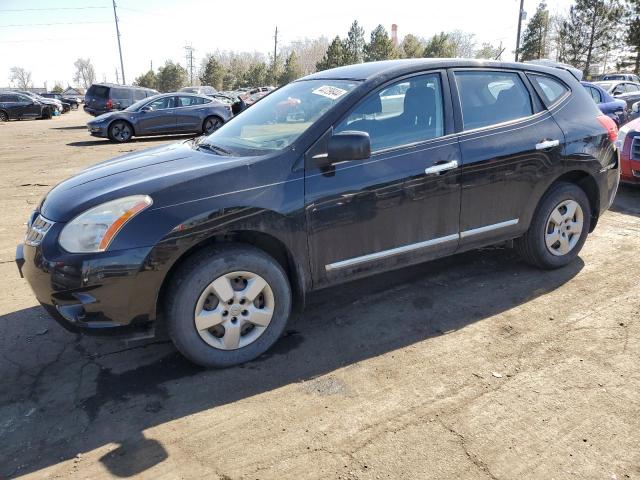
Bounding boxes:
[194,271,275,350]
[111,122,132,142]
[545,199,584,256]
[204,117,222,134]
[0,111,8,122]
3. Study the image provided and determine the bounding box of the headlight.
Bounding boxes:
[59,195,152,253]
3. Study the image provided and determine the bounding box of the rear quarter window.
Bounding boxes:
[111,88,131,101]
[528,74,569,106]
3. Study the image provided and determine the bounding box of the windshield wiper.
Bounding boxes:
[197,142,233,156]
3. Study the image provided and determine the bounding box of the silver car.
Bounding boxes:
[86,92,232,143]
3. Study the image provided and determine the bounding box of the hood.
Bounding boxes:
[90,111,127,123]
[40,141,252,222]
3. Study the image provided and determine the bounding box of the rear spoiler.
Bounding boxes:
[523,59,583,81]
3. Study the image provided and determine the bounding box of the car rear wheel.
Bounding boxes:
[203,116,223,135]
[516,182,591,269]
[0,111,8,122]
[108,121,133,142]
[165,245,292,368]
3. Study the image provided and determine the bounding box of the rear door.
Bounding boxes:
[175,95,209,132]
[450,68,566,249]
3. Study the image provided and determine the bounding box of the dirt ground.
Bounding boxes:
[0,110,639,479]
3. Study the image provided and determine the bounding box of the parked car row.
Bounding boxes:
[0,90,72,121]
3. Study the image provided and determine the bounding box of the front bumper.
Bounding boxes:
[87,124,108,138]
[16,236,158,336]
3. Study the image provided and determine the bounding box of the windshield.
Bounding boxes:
[201,79,360,156]
[125,94,162,112]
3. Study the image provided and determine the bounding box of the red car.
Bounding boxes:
[617,118,640,184]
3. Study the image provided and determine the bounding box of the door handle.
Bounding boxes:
[425,160,458,175]
[535,139,560,150]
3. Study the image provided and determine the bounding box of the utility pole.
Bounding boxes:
[150,60,153,72]
[185,44,195,85]
[115,68,120,85]
[515,0,525,62]
[112,0,125,84]
[272,26,278,85]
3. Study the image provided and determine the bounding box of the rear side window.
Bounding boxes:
[335,73,444,151]
[529,74,569,105]
[454,71,533,130]
[133,89,147,101]
[584,86,602,103]
[111,88,130,101]
[87,85,109,99]
[178,96,206,106]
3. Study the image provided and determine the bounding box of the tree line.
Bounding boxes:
[7,1,640,92]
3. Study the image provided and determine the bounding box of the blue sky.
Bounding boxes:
[0,0,575,88]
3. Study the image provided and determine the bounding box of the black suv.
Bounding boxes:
[0,91,48,121]
[84,83,158,116]
[17,60,619,367]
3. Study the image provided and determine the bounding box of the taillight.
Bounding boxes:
[597,114,618,144]
[106,99,113,109]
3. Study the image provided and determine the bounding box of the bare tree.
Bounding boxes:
[9,67,32,89]
[73,58,96,89]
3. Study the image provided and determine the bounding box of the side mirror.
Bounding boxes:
[327,131,371,164]
[140,105,151,112]
[613,89,623,96]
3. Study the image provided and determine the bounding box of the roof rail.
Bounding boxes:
[523,59,583,81]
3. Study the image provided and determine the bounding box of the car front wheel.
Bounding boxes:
[109,121,133,142]
[165,245,292,367]
[516,182,591,269]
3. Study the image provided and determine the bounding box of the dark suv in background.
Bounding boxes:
[84,83,158,116]
[17,59,620,368]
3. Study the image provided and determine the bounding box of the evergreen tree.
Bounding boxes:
[156,61,187,92]
[400,34,425,58]
[423,32,456,58]
[558,0,623,76]
[279,52,303,84]
[343,20,366,64]
[199,56,225,90]
[133,70,157,89]
[475,42,503,60]
[316,36,347,71]
[364,25,396,61]
[245,62,269,87]
[519,2,550,60]
[51,82,64,94]
[619,0,640,73]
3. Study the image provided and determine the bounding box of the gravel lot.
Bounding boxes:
[0,110,639,479]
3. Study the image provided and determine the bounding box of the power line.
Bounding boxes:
[0,6,109,12]
[0,21,110,27]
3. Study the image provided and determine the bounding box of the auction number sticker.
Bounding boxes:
[312,85,348,100]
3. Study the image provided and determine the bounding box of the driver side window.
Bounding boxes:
[334,73,444,152]
[146,96,175,110]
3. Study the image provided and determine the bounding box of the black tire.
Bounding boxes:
[165,245,292,368]
[108,120,133,143]
[0,110,8,122]
[41,107,52,120]
[202,115,223,135]
[515,182,591,269]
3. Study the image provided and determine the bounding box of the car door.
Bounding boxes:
[14,94,40,118]
[174,95,206,132]
[451,69,566,250]
[305,71,462,287]
[136,96,177,134]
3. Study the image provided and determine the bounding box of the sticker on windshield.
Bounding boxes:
[312,85,348,100]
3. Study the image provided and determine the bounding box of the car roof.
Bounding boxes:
[91,83,155,90]
[301,58,577,82]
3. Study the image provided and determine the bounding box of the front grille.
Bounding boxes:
[631,137,640,160]
[25,214,54,247]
